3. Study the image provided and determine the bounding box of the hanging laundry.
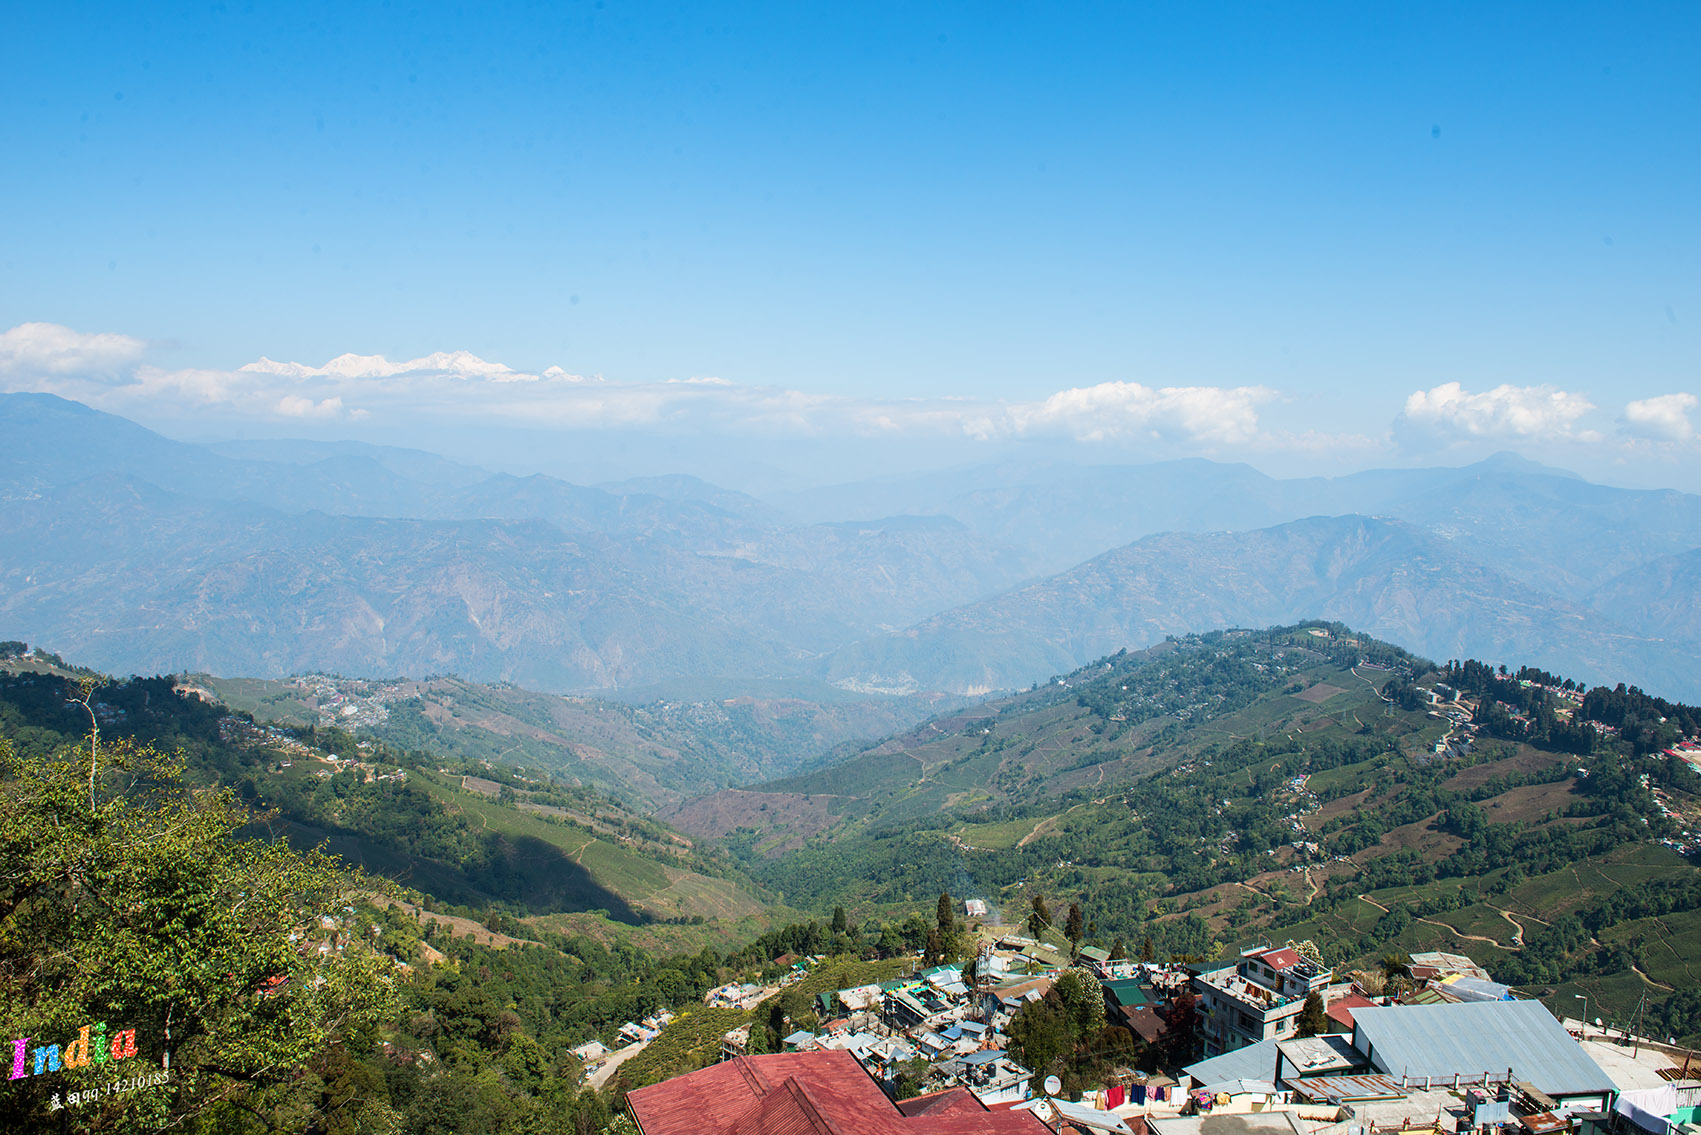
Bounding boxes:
[1133,1084,1147,1105]
[1107,1085,1125,1109]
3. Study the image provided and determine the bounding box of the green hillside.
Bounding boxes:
[0,662,778,951]
[690,622,1701,1042]
[193,669,960,811]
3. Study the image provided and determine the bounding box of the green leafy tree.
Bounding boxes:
[1053,970,1105,1038]
[0,736,398,1130]
[1006,995,1069,1091]
[1008,971,1107,1095]
[1380,952,1411,980]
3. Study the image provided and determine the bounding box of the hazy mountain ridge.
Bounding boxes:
[679,625,1421,848]
[822,515,1701,700]
[0,394,1035,690]
[1587,547,1701,646]
[788,453,1701,599]
[7,392,1701,700]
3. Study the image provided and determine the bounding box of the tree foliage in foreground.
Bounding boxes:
[0,737,398,1132]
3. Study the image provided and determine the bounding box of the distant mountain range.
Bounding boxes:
[820,514,1698,699]
[5,391,1701,700]
[0,394,1032,690]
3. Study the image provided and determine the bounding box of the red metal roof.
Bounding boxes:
[899,1088,991,1118]
[1326,994,1375,1030]
[627,1051,1048,1135]
[1257,948,1301,970]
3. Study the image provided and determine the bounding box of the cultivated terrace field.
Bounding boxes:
[682,623,1701,1041]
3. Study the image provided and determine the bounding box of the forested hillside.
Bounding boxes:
[686,624,1701,1041]
[0,663,771,939]
[0,653,997,1130]
[4,622,1700,1133]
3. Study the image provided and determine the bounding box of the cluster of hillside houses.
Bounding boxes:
[628,939,1700,1135]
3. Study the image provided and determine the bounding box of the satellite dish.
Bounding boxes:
[1594,1017,1602,1028]
[1043,1075,1062,1096]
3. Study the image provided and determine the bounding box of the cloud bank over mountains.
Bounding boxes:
[2,322,1696,484]
[0,322,149,380]
[1400,382,1599,442]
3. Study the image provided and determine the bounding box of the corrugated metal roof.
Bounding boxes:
[1351,1002,1616,1099]
[628,1051,1049,1135]
[1290,1074,1407,1102]
[1185,1040,1283,1086]
[1326,995,1375,1029]
[1104,979,1151,1007]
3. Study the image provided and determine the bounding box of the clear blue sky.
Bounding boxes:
[2,2,1697,488]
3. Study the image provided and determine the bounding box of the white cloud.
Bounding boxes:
[1621,393,1697,443]
[1401,382,1596,441]
[0,324,1310,452]
[1006,381,1275,445]
[224,347,1278,446]
[0,322,148,380]
[275,394,346,419]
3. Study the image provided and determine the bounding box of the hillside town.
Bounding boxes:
[623,930,1701,1135]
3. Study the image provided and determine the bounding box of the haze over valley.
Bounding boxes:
[7,391,1701,702]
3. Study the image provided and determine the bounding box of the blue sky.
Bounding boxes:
[2,2,1697,490]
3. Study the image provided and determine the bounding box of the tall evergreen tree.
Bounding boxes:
[1297,991,1328,1037]
[1027,894,1051,937]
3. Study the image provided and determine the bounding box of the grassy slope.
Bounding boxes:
[402,770,769,925]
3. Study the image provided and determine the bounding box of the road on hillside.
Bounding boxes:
[589,1041,646,1090]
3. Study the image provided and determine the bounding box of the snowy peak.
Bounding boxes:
[240,350,521,380]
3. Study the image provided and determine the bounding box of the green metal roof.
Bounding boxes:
[1102,978,1150,1007]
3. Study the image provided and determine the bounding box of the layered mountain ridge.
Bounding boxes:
[6,391,1701,700]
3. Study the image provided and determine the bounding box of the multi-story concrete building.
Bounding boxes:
[1194,946,1332,1056]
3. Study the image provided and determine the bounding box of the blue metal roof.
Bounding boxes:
[1351,1001,1615,1099]
[1185,1039,1283,1086]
